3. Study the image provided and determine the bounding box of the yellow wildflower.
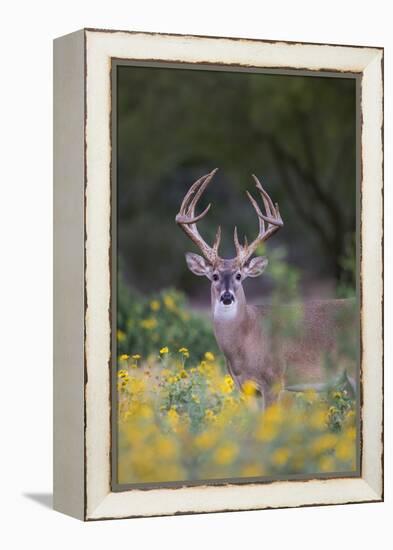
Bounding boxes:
[179,370,188,379]
[318,455,335,472]
[204,409,215,421]
[220,375,234,394]
[160,346,169,355]
[271,447,290,467]
[156,437,176,459]
[345,426,356,440]
[117,329,126,342]
[140,318,158,330]
[223,396,237,411]
[150,300,161,311]
[345,410,356,424]
[139,404,154,419]
[335,439,355,462]
[214,442,238,465]
[204,352,215,362]
[311,433,337,455]
[119,354,129,361]
[242,379,259,396]
[199,361,216,378]
[118,369,128,379]
[163,294,176,311]
[128,377,146,394]
[264,403,284,424]
[158,463,185,480]
[167,408,179,428]
[131,354,141,360]
[178,347,190,358]
[118,380,128,390]
[194,431,217,450]
[256,421,278,442]
[308,409,327,431]
[241,463,265,477]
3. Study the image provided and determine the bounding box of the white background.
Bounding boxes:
[0,1,391,548]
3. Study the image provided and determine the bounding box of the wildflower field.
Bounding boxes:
[117,346,356,484]
[116,248,358,485]
[116,294,357,485]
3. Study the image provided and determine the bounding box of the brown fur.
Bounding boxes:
[212,280,356,407]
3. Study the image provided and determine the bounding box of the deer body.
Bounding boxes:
[176,169,356,408]
[213,293,355,406]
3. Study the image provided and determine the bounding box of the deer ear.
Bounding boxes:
[185,253,212,277]
[244,256,268,278]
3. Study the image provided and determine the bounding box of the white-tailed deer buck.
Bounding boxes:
[176,169,356,409]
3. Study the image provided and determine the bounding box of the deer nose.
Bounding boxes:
[221,291,234,305]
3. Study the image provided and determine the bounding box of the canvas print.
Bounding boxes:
[113,65,359,487]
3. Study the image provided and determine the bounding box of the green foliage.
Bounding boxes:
[159,358,221,434]
[326,388,356,432]
[117,66,357,295]
[263,243,300,303]
[295,383,356,434]
[337,232,357,298]
[117,272,219,363]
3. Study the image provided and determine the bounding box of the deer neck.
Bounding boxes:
[211,286,255,366]
[212,285,248,328]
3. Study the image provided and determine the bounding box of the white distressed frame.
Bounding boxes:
[54,28,383,521]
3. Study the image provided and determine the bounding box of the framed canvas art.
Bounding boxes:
[53,28,383,520]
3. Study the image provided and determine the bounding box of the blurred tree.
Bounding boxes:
[117,66,356,296]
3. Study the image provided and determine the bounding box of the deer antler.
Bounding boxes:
[175,168,222,265]
[234,174,283,265]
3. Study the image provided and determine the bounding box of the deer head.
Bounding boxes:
[176,169,283,316]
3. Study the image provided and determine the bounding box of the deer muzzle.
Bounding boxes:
[220,291,235,306]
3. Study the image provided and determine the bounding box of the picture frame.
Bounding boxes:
[53,28,383,520]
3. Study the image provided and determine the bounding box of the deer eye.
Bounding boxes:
[212,274,219,281]
[236,273,242,281]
